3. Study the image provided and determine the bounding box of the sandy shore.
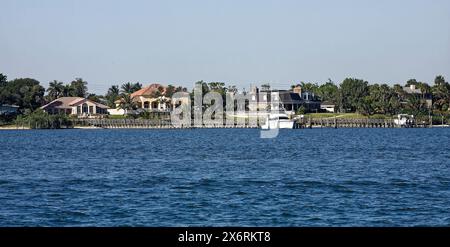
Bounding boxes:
[0,126,103,130]
[0,126,30,130]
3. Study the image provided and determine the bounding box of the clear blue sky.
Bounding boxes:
[1,0,449,94]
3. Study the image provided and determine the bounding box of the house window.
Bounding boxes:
[144,102,150,109]
[89,106,94,114]
[82,103,88,114]
[252,95,256,101]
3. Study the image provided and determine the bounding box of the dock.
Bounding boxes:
[71,117,435,129]
[296,117,429,128]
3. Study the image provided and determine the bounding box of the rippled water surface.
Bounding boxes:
[0,128,449,226]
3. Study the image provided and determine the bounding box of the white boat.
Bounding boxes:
[260,113,295,129]
[394,114,414,127]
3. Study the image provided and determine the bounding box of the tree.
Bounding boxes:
[0,78,45,111]
[175,86,187,93]
[261,84,270,91]
[118,93,137,115]
[405,79,419,87]
[87,93,103,103]
[405,94,428,117]
[69,78,88,97]
[106,85,120,108]
[208,82,227,105]
[46,80,64,101]
[337,78,369,113]
[121,82,142,94]
[432,76,450,111]
[0,73,7,105]
[61,84,74,97]
[165,84,176,98]
[316,80,338,103]
[0,73,7,88]
[300,82,319,94]
[366,84,399,115]
[417,82,431,100]
[192,80,210,96]
[227,85,238,94]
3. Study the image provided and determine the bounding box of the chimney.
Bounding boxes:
[293,86,302,95]
[251,85,259,94]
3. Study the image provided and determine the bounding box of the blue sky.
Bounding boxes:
[1,0,449,94]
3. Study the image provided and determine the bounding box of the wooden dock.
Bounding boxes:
[296,117,428,128]
[73,119,259,129]
[73,117,430,129]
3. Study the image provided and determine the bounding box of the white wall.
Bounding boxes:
[107,108,126,115]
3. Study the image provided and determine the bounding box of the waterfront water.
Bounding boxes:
[0,128,449,226]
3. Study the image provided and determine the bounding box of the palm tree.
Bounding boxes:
[417,82,431,100]
[106,85,120,108]
[46,80,64,101]
[121,82,141,94]
[62,84,74,97]
[121,82,134,94]
[432,76,450,111]
[118,93,137,115]
[156,96,171,111]
[70,78,88,97]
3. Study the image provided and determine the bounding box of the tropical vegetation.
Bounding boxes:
[1,72,449,127]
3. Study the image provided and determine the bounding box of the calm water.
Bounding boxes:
[0,128,449,226]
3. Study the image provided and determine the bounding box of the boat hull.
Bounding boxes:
[261,119,295,129]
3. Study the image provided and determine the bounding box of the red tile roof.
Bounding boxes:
[41,97,109,110]
[131,83,166,97]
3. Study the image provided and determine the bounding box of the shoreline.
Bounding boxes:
[1,125,449,130]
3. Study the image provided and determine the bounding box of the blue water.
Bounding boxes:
[0,128,449,226]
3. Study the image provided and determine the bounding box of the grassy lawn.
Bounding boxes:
[304,113,393,119]
[107,115,128,119]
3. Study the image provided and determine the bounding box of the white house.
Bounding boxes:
[41,97,109,117]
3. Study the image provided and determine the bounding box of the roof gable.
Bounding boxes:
[131,83,166,97]
[41,97,109,110]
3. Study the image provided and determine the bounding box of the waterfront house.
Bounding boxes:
[402,84,433,108]
[41,97,109,117]
[131,83,171,111]
[113,84,171,112]
[320,101,336,113]
[249,85,321,114]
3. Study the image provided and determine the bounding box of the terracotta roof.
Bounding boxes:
[131,84,166,97]
[41,97,109,110]
[41,97,82,109]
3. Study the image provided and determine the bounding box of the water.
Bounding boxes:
[0,128,449,226]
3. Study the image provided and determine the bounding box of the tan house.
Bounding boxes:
[41,97,109,117]
[116,84,171,112]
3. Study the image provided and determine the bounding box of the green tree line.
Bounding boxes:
[1,72,449,126]
[291,76,449,117]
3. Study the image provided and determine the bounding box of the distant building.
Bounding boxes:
[320,101,336,113]
[0,104,19,115]
[249,85,321,113]
[402,84,433,108]
[41,97,109,117]
[114,84,171,113]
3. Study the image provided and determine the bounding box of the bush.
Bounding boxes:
[296,106,306,115]
[15,109,73,129]
[0,114,17,126]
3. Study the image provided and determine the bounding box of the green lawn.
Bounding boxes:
[107,115,128,119]
[304,113,392,119]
